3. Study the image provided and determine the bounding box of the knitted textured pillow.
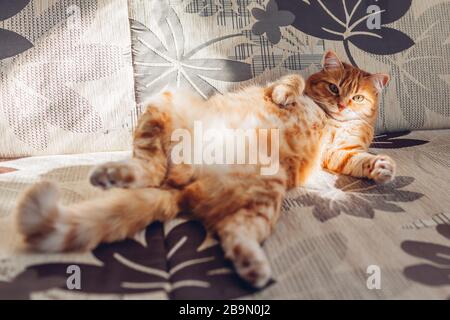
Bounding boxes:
[0,0,136,157]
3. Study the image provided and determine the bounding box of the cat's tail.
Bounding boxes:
[16,181,180,252]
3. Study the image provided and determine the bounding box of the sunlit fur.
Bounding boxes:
[16,52,395,288]
[306,51,387,123]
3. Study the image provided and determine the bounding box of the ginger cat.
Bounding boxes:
[16,51,395,288]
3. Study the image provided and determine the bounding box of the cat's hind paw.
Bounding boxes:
[90,162,136,190]
[230,240,272,288]
[369,156,396,184]
[16,181,68,252]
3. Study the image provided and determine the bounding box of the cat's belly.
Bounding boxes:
[158,88,327,183]
[198,96,326,186]
[276,96,328,188]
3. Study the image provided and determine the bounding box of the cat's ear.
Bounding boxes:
[322,51,343,71]
[369,73,390,92]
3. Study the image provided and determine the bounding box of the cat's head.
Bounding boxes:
[305,51,389,122]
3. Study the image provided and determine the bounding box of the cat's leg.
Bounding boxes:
[323,149,396,183]
[165,164,196,188]
[216,211,276,288]
[16,181,180,252]
[179,169,287,288]
[204,174,286,288]
[90,107,171,190]
[267,74,305,106]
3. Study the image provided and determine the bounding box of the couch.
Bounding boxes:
[0,0,449,299]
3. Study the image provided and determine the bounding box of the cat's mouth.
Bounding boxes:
[317,102,368,123]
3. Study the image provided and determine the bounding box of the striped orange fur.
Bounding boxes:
[16,51,395,288]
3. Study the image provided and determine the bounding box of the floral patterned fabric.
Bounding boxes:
[130,0,450,132]
[0,130,449,299]
[1,0,449,157]
[0,0,449,300]
[0,0,136,157]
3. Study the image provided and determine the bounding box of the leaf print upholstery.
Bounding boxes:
[0,165,94,216]
[0,0,449,301]
[0,270,65,300]
[402,225,450,287]
[0,128,447,299]
[376,2,450,129]
[131,2,253,102]
[185,0,219,17]
[0,0,32,59]
[2,42,122,149]
[370,132,429,149]
[185,0,263,29]
[0,0,30,21]
[276,0,414,66]
[0,0,128,151]
[0,29,33,60]
[2,221,258,299]
[413,133,450,170]
[174,0,450,132]
[251,0,295,44]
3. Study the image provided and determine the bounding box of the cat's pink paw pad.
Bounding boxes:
[370,156,396,184]
[232,242,272,288]
[90,162,135,189]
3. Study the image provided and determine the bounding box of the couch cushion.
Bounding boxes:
[130,0,450,132]
[0,130,449,299]
[0,0,136,157]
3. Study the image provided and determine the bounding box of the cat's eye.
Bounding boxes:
[353,95,365,102]
[328,84,339,95]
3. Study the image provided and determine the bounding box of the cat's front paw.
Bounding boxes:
[369,156,396,184]
[90,162,135,189]
[272,85,298,107]
[270,74,305,107]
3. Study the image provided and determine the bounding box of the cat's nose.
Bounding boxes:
[337,103,346,111]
